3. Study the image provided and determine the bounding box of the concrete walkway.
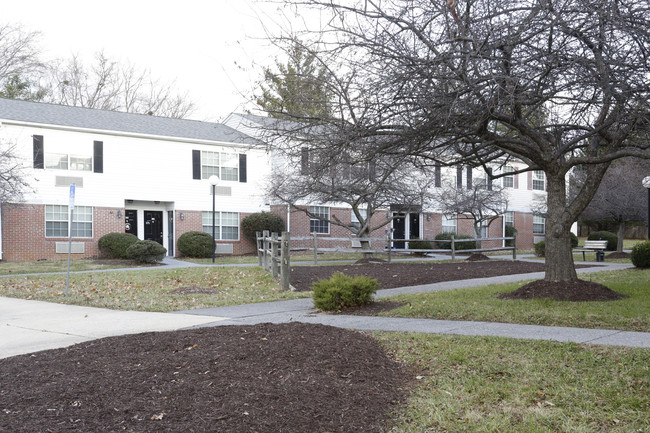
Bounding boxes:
[1,260,648,360]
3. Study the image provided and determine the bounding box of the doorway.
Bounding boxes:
[144,211,163,245]
[125,209,138,237]
[392,212,421,249]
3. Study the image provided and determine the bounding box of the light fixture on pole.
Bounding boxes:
[642,176,650,240]
[209,175,220,263]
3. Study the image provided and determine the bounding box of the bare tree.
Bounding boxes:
[45,51,195,118]
[266,0,650,287]
[433,177,508,248]
[0,141,31,203]
[0,23,46,100]
[579,158,650,252]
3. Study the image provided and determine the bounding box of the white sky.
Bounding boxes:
[3,0,314,122]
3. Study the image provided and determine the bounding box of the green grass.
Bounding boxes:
[0,267,308,311]
[182,252,396,265]
[378,268,650,331]
[376,332,650,433]
[0,259,140,275]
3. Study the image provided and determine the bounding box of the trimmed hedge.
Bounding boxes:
[534,241,546,257]
[241,212,285,243]
[587,231,618,251]
[126,240,167,263]
[434,232,477,250]
[177,231,214,258]
[312,272,377,311]
[631,241,650,268]
[98,233,139,259]
[408,240,433,256]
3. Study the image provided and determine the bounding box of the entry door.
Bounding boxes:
[409,213,420,240]
[125,210,138,237]
[392,213,406,249]
[144,211,163,245]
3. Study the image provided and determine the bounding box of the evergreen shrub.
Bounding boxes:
[534,241,546,257]
[241,212,285,243]
[587,231,618,251]
[126,240,167,263]
[434,232,476,250]
[177,231,214,258]
[631,241,650,268]
[312,272,377,311]
[98,233,139,259]
[408,240,433,256]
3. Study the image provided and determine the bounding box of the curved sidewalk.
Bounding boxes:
[1,261,648,360]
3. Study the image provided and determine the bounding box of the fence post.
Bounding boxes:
[451,234,456,262]
[280,231,291,291]
[312,232,318,264]
[263,230,270,271]
[512,232,517,260]
[271,232,279,278]
[387,229,392,263]
[256,231,263,267]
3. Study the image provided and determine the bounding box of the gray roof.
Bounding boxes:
[0,98,262,146]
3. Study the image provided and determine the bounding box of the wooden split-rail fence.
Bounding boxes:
[256,231,291,291]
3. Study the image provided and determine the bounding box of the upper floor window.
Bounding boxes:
[45,153,93,171]
[201,151,239,181]
[202,211,240,240]
[351,208,368,229]
[45,205,93,238]
[503,166,515,188]
[310,206,330,234]
[532,170,546,191]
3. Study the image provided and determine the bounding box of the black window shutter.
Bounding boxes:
[434,164,441,187]
[456,166,463,188]
[93,141,103,173]
[239,154,247,183]
[487,168,493,190]
[300,148,309,174]
[466,166,473,189]
[368,161,376,181]
[33,135,44,169]
[192,150,201,179]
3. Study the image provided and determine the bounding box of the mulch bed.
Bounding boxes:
[498,279,627,302]
[290,260,551,291]
[0,323,407,433]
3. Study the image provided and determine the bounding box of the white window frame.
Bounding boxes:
[533,215,546,234]
[44,153,92,171]
[532,170,545,191]
[310,206,330,234]
[442,214,457,234]
[478,220,488,238]
[201,151,239,181]
[45,205,93,238]
[351,208,368,229]
[504,211,514,227]
[503,166,515,188]
[202,211,240,241]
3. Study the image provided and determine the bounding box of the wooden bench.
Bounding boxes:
[574,240,608,261]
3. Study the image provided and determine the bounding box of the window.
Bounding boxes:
[351,209,368,229]
[533,215,545,234]
[310,206,330,234]
[503,166,514,188]
[202,211,240,240]
[201,151,239,181]
[478,220,488,238]
[44,153,92,171]
[442,214,456,234]
[532,170,545,191]
[45,205,93,238]
[504,211,514,227]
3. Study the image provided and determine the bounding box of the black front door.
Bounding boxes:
[125,209,138,237]
[409,213,420,240]
[144,211,163,246]
[393,213,406,249]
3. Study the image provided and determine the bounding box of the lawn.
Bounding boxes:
[377,268,650,331]
[0,267,308,311]
[376,332,650,433]
[0,259,141,275]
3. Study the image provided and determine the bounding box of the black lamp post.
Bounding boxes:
[643,176,650,240]
[209,175,220,263]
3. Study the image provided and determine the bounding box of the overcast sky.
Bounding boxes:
[3,0,315,122]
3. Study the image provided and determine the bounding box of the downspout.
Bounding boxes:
[0,205,3,260]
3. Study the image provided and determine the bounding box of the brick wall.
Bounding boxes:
[1,203,123,262]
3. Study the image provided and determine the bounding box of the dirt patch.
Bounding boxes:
[606,252,631,259]
[0,323,407,433]
[498,279,627,302]
[290,260,551,291]
[465,253,491,261]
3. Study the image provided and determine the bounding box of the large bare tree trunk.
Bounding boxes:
[544,174,579,282]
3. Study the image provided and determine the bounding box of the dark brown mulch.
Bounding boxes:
[465,253,491,261]
[498,279,627,302]
[606,252,631,259]
[290,260,552,292]
[0,323,407,433]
